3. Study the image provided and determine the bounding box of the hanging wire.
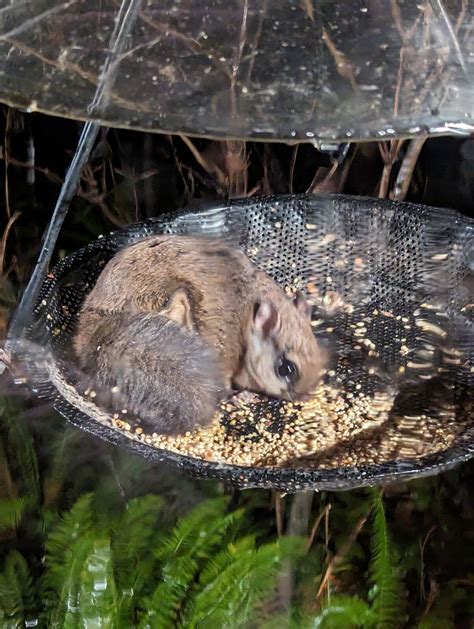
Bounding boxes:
[5,0,144,358]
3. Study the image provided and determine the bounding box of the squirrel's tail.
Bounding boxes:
[74,310,227,435]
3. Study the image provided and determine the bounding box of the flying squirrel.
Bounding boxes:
[73,235,325,434]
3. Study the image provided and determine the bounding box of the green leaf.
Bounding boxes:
[78,537,117,629]
[154,497,231,562]
[42,493,94,625]
[369,489,405,629]
[0,399,40,504]
[0,496,28,531]
[111,494,163,625]
[313,594,376,628]
[183,536,304,629]
[139,497,241,628]
[0,550,36,629]
[42,424,80,507]
[48,535,95,628]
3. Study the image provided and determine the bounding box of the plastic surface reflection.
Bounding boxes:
[0,0,473,142]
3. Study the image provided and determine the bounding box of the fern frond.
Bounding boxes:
[112,494,163,579]
[43,493,94,595]
[41,493,124,627]
[138,555,199,628]
[197,534,258,587]
[257,611,305,629]
[47,533,95,627]
[182,537,297,628]
[111,494,163,624]
[0,497,28,531]
[0,569,23,628]
[314,594,376,628]
[138,498,242,628]
[0,550,36,629]
[0,439,16,500]
[1,401,40,503]
[155,496,230,561]
[78,536,118,628]
[369,489,405,629]
[181,537,256,627]
[42,425,80,506]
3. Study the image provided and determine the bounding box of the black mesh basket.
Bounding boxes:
[17,193,473,491]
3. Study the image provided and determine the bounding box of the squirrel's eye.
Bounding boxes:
[276,356,299,385]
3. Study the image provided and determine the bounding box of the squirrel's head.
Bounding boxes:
[242,290,326,400]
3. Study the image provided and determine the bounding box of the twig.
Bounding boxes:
[390,136,426,201]
[393,46,405,117]
[230,0,249,116]
[274,491,284,537]
[306,503,331,553]
[244,0,268,87]
[391,7,422,117]
[1,154,62,185]
[2,151,159,227]
[3,108,12,219]
[110,167,160,188]
[455,0,468,33]
[317,514,368,599]
[390,0,405,38]
[421,0,468,117]
[432,0,467,75]
[307,161,338,194]
[138,9,232,81]
[422,577,439,617]
[301,0,314,22]
[289,145,299,194]
[4,35,158,118]
[0,348,11,369]
[223,140,249,197]
[378,140,404,199]
[419,525,437,604]
[0,211,21,275]
[321,27,358,91]
[324,502,331,604]
[80,164,124,228]
[179,134,224,181]
[309,146,355,194]
[0,0,78,40]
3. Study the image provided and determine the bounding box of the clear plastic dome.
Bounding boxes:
[0,0,473,142]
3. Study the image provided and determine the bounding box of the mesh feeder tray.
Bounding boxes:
[18,194,473,491]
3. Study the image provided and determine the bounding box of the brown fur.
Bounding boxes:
[75,310,226,434]
[74,235,324,433]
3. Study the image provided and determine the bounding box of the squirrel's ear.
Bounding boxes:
[293,291,312,320]
[163,288,194,330]
[253,301,280,338]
